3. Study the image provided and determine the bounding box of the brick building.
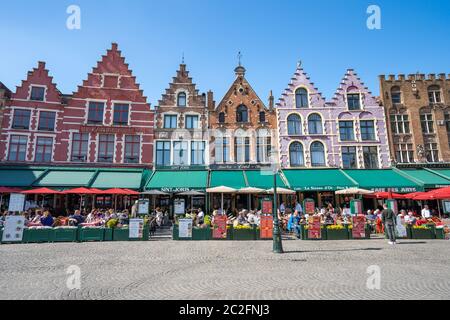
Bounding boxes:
[154,63,210,168]
[209,64,277,167]
[0,43,154,167]
[277,63,390,169]
[380,73,450,164]
[0,82,11,134]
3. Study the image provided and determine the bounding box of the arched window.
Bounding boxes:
[428,85,441,104]
[310,141,325,167]
[236,105,248,123]
[391,86,401,104]
[308,114,323,134]
[295,88,309,108]
[287,114,302,135]
[218,112,225,124]
[289,142,304,167]
[177,92,187,107]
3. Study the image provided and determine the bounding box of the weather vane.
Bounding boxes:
[238,51,243,66]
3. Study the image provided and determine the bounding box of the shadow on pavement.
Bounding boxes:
[284,248,383,254]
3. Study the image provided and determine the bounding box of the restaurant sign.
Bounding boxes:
[293,186,348,191]
[370,187,421,193]
[80,125,143,135]
[159,187,205,193]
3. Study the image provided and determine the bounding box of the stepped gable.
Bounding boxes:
[276,62,326,108]
[328,69,378,107]
[72,43,149,105]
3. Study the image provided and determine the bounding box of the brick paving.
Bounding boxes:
[0,238,449,300]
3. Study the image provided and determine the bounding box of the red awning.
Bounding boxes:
[0,187,23,193]
[402,192,428,199]
[62,187,103,195]
[366,192,405,199]
[22,188,61,195]
[414,187,450,201]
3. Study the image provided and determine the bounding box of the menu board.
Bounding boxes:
[262,200,272,215]
[179,219,193,238]
[138,199,149,215]
[174,199,186,215]
[352,216,366,239]
[350,200,363,216]
[308,216,322,239]
[8,193,25,213]
[129,219,144,239]
[260,215,273,239]
[2,216,25,242]
[304,199,315,215]
[212,215,227,239]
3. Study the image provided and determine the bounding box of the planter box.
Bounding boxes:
[191,227,210,241]
[22,228,54,243]
[326,228,349,240]
[78,228,104,242]
[300,225,327,240]
[113,228,130,241]
[435,228,445,240]
[411,228,435,240]
[53,228,78,243]
[232,228,256,241]
[103,228,113,241]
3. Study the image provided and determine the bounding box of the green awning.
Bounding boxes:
[245,170,287,189]
[209,170,246,189]
[283,169,357,191]
[91,171,143,190]
[146,170,208,192]
[0,168,46,187]
[399,169,450,189]
[344,169,423,192]
[34,170,97,187]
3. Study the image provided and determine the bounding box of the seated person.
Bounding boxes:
[287,211,301,238]
[237,210,248,225]
[68,210,84,226]
[40,211,54,227]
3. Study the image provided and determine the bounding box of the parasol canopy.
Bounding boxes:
[238,187,266,194]
[265,187,295,195]
[335,188,374,195]
[176,190,205,196]
[22,187,61,195]
[366,191,405,199]
[100,188,137,195]
[0,187,23,193]
[62,187,103,195]
[206,186,237,193]
[141,190,169,196]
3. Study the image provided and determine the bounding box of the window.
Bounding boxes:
[420,113,434,134]
[185,115,199,129]
[342,146,357,169]
[87,102,105,124]
[218,112,226,124]
[177,92,187,107]
[173,141,188,165]
[215,137,230,163]
[363,146,378,169]
[234,137,250,163]
[395,144,414,163]
[12,109,31,129]
[311,142,325,167]
[30,86,45,101]
[71,133,89,162]
[98,134,115,163]
[191,141,205,165]
[390,114,410,134]
[38,111,56,131]
[289,142,304,167]
[156,141,171,166]
[347,93,361,110]
[124,135,140,164]
[8,135,27,161]
[259,112,266,123]
[35,137,53,162]
[308,114,323,134]
[425,143,439,162]
[295,88,309,108]
[164,115,177,129]
[113,104,129,125]
[391,86,401,104]
[428,85,441,104]
[445,112,450,148]
[339,121,355,141]
[360,120,376,141]
[287,114,302,135]
[257,136,271,163]
[236,105,248,123]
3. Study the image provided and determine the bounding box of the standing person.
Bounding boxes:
[295,201,303,214]
[197,208,205,225]
[279,202,286,214]
[131,200,138,218]
[421,205,431,219]
[382,204,397,245]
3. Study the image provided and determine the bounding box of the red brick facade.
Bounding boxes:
[0,43,154,167]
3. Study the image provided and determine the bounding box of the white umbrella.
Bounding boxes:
[335,188,374,195]
[206,186,237,213]
[238,187,265,194]
[266,187,295,195]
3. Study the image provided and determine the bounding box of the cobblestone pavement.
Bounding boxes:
[0,239,449,300]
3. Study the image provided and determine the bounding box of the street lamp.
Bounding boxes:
[272,167,284,254]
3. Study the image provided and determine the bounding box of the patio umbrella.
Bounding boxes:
[367,192,405,199]
[266,187,295,195]
[22,188,61,209]
[238,187,265,210]
[177,190,205,212]
[402,192,428,199]
[335,188,374,195]
[100,188,133,212]
[140,190,170,213]
[206,186,237,213]
[62,187,103,210]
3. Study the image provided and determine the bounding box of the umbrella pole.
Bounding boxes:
[438,200,442,219]
[0,194,3,211]
[221,193,224,214]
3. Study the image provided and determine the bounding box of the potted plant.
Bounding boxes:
[232,225,256,241]
[411,225,435,239]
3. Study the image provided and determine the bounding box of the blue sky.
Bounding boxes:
[1,0,449,106]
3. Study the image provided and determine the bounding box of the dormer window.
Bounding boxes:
[428,85,441,104]
[177,92,187,107]
[347,93,361,110]
[30,86,45,101]
[295,88,309,108]
[236,105,248,123]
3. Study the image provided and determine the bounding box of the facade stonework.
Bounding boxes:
[0,82,11,134]
[380,73,450,164]
[209,65,277,167]
[277,64,390,169]
[154,64,209,168]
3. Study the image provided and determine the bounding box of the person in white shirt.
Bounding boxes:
[421,205,431,219]
[197,208,205,224]
[295,202,303,214]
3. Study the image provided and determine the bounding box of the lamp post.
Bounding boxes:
[272,168,284,254]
